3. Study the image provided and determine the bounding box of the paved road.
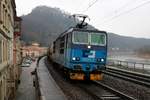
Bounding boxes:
[16,62,36,100]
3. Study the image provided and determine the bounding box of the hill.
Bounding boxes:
[21,6,150,51]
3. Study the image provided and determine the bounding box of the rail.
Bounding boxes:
[76,80,136,100]
[107,59,150,71]
[103,67,150,87]
[92,81,136,100]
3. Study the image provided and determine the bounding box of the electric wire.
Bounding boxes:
[82,0,99,13]
[100,0,140,20]
[99,0,150,24]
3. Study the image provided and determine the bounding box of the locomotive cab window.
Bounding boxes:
[91,33,106,46]
[73,31,88,44]
[72,31,106,46]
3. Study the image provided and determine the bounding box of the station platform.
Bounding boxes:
[36,57,66,100]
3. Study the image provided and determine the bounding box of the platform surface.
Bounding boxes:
[37,57,66,100]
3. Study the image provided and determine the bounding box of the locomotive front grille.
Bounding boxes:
[97,65,106,70]
[74,65,82,70]
[86,65,90,70]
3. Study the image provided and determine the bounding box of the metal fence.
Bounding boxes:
[107,60,150,71]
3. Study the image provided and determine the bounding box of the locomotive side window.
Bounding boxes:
[73,31,88,44]
[91,33,106,46]
[60,36,65,54]
[68,33,71,48]
[65,34,68,49]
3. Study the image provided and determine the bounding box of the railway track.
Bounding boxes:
[45,58,137,100]
[103,67,150,87]
[76,81,136,100]
[93,81,136,100]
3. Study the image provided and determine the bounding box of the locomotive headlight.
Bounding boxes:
[76,57,80,61]
[101,58,104,62]
[87,45,91,49]
[97,58,104,62]
[72,57,76,61]
[72,57,80,61]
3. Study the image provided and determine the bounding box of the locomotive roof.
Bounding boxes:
[55,27,107,42]
[59,27,106,37]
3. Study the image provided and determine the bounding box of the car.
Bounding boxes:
[21,62,31,67]
[26,60,32,64]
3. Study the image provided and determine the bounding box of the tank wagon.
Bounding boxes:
[49,15,107,80]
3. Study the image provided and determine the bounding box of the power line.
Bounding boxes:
[82,0,99,13]
[99,0,150,24]
[100,0,140,20]
[64,20,74,30]
[76,0,88,13]
[63,16,78,30]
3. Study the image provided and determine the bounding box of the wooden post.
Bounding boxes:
[142,64,144,71]
[119,61,122,66]
[133,63,135,70]
[126,62,128,68]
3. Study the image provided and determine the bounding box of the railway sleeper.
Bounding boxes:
[100,94,120,100]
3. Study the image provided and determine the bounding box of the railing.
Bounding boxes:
[107,59,150,71]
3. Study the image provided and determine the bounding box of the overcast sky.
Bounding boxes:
[15,0,150,39]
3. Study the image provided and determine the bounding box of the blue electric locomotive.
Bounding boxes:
[50,15,107,80]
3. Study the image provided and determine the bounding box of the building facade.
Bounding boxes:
[13,17,22,93]
[22,43,47,58]
[0,0,21,100]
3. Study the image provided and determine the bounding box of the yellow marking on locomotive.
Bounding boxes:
[70,73,84,80]
[90,73,103,80]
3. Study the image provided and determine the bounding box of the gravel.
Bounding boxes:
[45,57,95,100]
[101,74,150,100]
[44,56,150,100]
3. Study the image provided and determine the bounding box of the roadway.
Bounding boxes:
[16,62,36,100]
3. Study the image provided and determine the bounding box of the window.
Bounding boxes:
[3,41,5,61]
[72,31,106,46]
[73,31,88,44]
[0,2,2,24]
[0,81,2,100]
[0,39,2,63]
[59,36,65,54]
[3,5,5,27]
[91,33,106,45]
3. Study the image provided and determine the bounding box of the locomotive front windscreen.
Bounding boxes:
[91,33,106,45]
[73,31,88,44]
[73,31,106,46]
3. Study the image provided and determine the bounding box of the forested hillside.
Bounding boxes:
[21,6,150,51]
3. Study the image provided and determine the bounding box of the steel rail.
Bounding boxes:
[77,82,120,100]
[92,81,136,100]
[103,67,150,87]
[106,67,150,80]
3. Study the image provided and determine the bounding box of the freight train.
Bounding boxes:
[48,15,107,80]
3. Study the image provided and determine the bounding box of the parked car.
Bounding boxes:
[21,62,31,67]
[25,60,32,64]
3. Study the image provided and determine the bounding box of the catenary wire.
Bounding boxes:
[99,0,150,24]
